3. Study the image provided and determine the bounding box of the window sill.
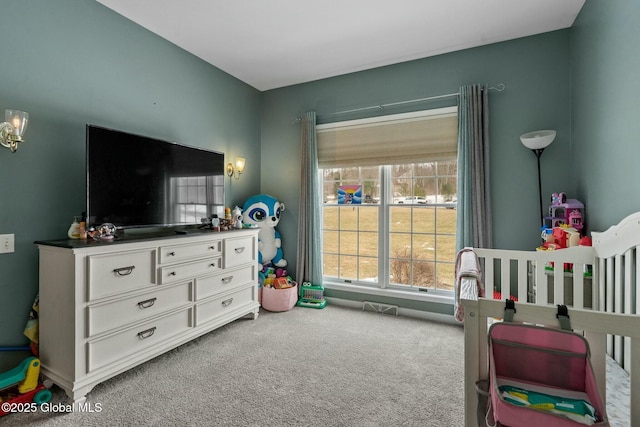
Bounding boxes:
[323,281,454,305]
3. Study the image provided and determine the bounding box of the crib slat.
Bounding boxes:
[572,265,585,309]
[636,247,640,315]
[632,246,640,314]
[597,258,605,311]
[517,259,527,302]
[606,257,614,355]
[553,262,564,305]
[536,258,548,304]
[484,255,494,296]
[501,259,509,299]
[624,250,632,370]
[592,259,600,311]
[631,338,640,424]
[614,254,623,365]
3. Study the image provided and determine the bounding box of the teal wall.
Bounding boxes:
[261,31,573,286]
[0,0,261,358]
[571,0,640,231]
[4,0,636,364]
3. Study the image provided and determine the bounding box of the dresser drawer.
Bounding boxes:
[195,285,255,326]
[159,240,222,264]
[88,249,155,300]
[195,265,255,300]
[224,236,256,269]
[158,257,222,284]
[87,281,192,337]
[87,308,193,372]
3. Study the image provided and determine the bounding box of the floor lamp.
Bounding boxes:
[520,130,556,226]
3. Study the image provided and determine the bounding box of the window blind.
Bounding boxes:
[317,107,458,168]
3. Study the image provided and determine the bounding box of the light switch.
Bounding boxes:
[0,234,15,254]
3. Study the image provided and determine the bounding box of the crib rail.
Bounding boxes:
[473,245,596,309]
[461,297,640,427]
[461,212,640,426]
[593,214,640,372]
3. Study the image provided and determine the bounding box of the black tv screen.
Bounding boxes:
[87,125,225,229]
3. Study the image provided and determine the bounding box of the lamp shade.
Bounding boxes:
[235,157,245,173]
[5,109,28,137]
[520,130,556,150]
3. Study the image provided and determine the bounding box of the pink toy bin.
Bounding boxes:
[261,282,297,312]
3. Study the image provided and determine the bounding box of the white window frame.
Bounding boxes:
[318,107,457,304]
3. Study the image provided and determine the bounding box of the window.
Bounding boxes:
[388,162,457,290]
[318,107,458,293]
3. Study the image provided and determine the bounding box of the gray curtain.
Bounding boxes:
[296,112,322,285]
[456,84,493,250]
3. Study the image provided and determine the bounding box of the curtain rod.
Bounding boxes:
[297,83,505,121]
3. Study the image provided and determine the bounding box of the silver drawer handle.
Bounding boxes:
[137,327,156,339]
[222,298,233,307]
[234,247,245,254]
[221,276,233,284]
[114,266,135,276]
[137,297,157,309]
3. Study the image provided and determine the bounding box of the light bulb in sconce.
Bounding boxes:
[227,157,246,180]
[235,157,245,174]
[0,109,29,153]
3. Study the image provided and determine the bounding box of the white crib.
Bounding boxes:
[460,211,640,426]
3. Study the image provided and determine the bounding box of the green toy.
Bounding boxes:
[296,282,327,309]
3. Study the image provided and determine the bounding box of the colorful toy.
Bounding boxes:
[272,276,293,289]
[493,291,518,302]
[0,357,52,416]
[552,227,580,248]
[551,192,566,205]
[544,197,584,230]
[568,209,583,231]
[260,264,293,288]
[296,282,327,309]
[243,194,287,268]
[538,226,586,273]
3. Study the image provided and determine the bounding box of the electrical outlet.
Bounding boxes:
[0,234,15,254]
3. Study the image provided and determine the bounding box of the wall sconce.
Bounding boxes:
[226,157,246,180]
[520,130,556,225]
[0,109,29,153]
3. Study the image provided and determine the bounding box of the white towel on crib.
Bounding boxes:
[454,248,484,322]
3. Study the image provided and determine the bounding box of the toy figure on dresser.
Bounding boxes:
[87,223,117,240]
[231,205,243,229]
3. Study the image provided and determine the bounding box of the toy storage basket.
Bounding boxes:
[485,321,608,426]
[261,282,297,312]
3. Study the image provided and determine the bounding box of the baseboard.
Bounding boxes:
[325,297,460,326]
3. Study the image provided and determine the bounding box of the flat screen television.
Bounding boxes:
[86,124,225,230]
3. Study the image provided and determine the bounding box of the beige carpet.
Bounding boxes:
[3,304,465,426]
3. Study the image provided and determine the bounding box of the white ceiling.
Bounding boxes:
[97,0,585,91]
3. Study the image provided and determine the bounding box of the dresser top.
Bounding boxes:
[35,227,258,249]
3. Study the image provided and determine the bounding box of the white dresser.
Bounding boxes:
[36,228,260,402]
